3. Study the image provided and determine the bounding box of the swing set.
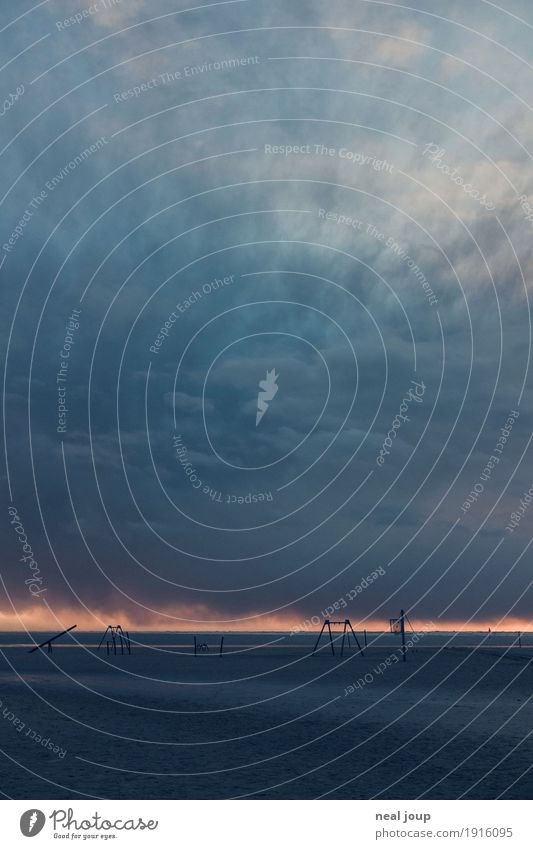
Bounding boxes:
[97,625,131,655]
[312,619,364,657]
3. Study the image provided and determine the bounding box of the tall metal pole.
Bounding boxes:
[400,609,406,661]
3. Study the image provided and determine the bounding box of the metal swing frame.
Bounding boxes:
[97,624,131,655]
[312,619,364,657]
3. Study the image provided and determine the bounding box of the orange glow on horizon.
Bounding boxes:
[0,605,531,633]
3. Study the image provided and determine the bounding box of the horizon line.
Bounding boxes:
[1,608,531,633]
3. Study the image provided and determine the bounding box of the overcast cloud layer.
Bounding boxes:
[2,0,533,631]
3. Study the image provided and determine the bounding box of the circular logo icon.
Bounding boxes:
[20,810,46,837]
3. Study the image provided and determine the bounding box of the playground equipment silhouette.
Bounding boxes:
[312,619,364,657]
[193,635,224,656]
[28,624,77,653]
[97,625,131,655]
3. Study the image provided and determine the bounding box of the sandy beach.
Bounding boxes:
[0,632,531,799]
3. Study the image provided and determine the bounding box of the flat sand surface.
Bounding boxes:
[0,633,531,799]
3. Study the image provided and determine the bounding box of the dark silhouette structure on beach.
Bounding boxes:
[97,625,131,655]
[312,619,364,657]
[28,624,77,654]
[194,635,224,656]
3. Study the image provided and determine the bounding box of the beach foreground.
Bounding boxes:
[0,633,531,799]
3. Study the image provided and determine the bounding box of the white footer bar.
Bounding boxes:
[1,799,530,848]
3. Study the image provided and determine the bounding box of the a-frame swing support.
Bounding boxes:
[97,625,131,655]
[312,619,364,657]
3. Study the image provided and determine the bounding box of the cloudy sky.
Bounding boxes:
[2,0,533,631]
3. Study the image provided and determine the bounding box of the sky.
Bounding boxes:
[2,0,533,632]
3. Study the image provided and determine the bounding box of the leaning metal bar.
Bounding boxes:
[29,625,77,653]
[312,621,327,654]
